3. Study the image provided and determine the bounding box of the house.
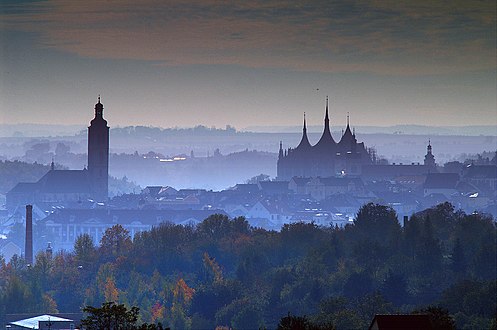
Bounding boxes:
[41,208,229,251]
[0,240,22,263]
[288,177,311,195]
[423,173,460,198]
[246,200,292,229]
[369,314,433,330]
[7,314,77,329]
[257,180,289,196]
[320,194,362,219]
[462,165,497,197]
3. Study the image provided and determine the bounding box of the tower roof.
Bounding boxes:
[314,96,336,150]
[90,95,107,126]
[295,112,311,151]
[339,112,355,145]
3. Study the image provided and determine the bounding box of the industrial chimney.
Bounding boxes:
[25,204,33,265]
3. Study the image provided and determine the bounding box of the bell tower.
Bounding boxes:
[88,96,109,201]
[424,140,436,171]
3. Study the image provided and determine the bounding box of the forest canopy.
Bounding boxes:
[0,202,495,329]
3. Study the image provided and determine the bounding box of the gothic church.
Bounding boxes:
[7,98,109,210]
[277,98,372,180]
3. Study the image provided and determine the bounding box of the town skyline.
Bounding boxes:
[1,1,496,128]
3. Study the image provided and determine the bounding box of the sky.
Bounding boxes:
[1,0,496,130]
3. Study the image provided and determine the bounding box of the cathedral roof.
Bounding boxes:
[314,98,336,151]
[295,113,312,151]
[338,113,356,147]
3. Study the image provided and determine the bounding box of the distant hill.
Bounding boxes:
[244,124,497,136]
[0,124,85,137]
[1,123,495,137]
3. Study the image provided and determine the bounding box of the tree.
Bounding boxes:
[81,302,166,330]
[100,224,132,258]
[246,173,270,184]
[75,233,96,264]
[381,271,409,306]
[352,203,401,244]
[412,306,456,330]
[277,312,334,330]
[343,271,373,299]
[450,238,466,275]
[82,302,139,330]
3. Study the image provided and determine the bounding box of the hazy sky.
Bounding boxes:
[1,0,496,129]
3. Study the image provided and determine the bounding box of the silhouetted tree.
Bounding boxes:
[412,306,456,330]
[352,203,401,244]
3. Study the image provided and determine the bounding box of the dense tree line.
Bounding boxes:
[0,202,495,329]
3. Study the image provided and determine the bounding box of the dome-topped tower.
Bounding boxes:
[424,140,436,171]
[88,96,109,201]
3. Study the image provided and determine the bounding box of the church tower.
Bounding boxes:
[88,96,109,201]
[424,140,436,171]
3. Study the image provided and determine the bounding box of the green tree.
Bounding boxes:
[100,224,132,259]
[450,238,466,275]
[381,271,408,306]
[75,233,96,264]
[352,203,401,244]
[82,302,140,330]
[81,302,167,330]
[277,312,334,330]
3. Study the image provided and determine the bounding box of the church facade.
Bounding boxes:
[7,98,109,210]
[277,98,373,180]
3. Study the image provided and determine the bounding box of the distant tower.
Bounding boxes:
[424,140,436,170]
[88,96,109,201]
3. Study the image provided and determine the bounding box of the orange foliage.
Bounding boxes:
[104,277,119,302]
[173,278,195,305]
[203,252,223,283]
[151,301,165,322]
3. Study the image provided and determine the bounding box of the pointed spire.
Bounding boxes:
[303,112,307,133]
[296,112,311,150]
[278,141,283,159]
[315,96,336,149]
[339,111,354,145]
[324,96,330,131]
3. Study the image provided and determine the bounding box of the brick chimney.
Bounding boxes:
[25,204,33,265]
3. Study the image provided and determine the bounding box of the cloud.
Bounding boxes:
[1,0,495,75]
